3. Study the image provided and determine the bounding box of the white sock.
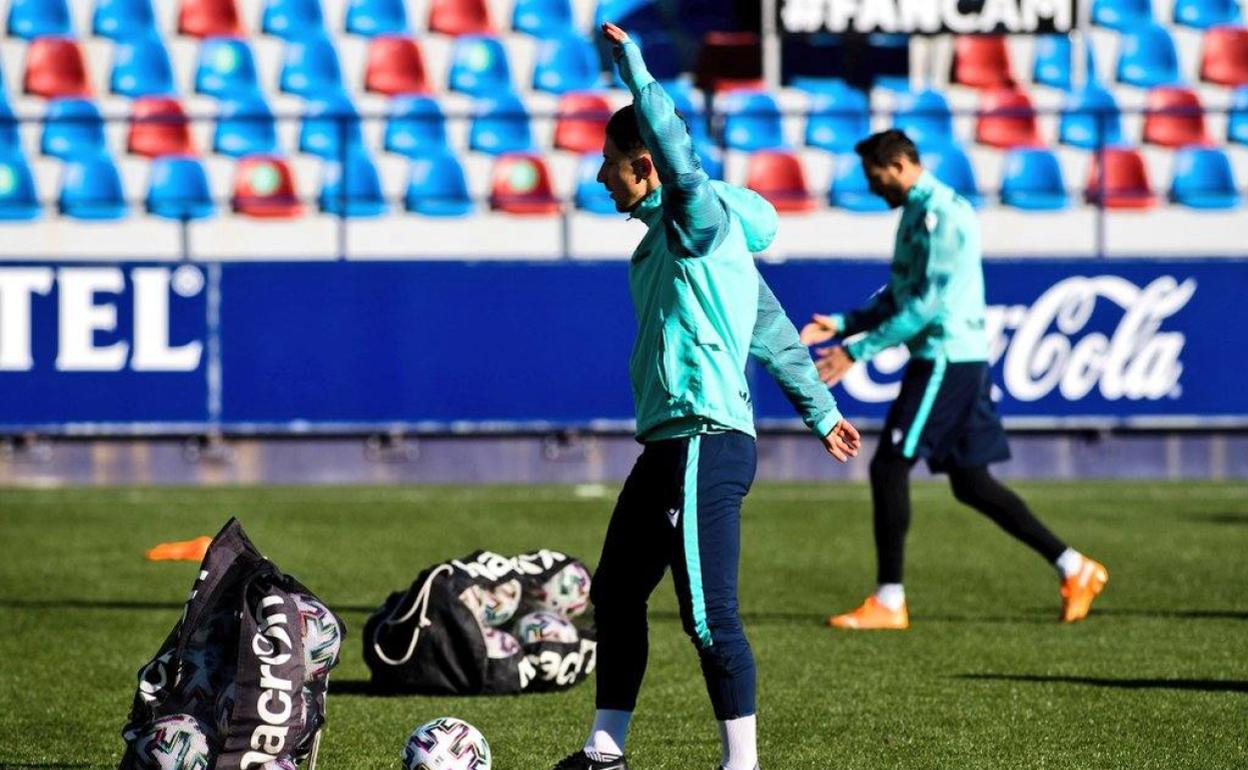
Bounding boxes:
[1054,548,1084,579]
[717,714,758,770]
[874,583,906,611]
[583,709,631,760]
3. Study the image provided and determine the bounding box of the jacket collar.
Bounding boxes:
[629,186,664,227]
[905,170,937,209]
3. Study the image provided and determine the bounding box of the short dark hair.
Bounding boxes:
[854,129,920,167]
[605,105,646,155]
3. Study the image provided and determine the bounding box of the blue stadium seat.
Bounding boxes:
[470,92,534,155]
[512,0,574,37]
[696,139,723,180]
[280,32,344,97]
[319,150,387,216]
[262,0,325,40]
[1060,82,1124,148]
[667,82,709,145]
[1116,23,1182,87]
[300,89,364,159]
[1169,145,1240,208]
[804,82,869,153]
[594,0,665,33]
[533,34,601,94]
[892,89,953,148]
[346,0,408,36]
[385,95,449,158]
[405,150,473,216]
[1033,35,1098,90]
[574,152,615,214]
[93,0,158,40]
[1230,86,1248,144]
[1000,147,1068,210]
[111,32,176,97]
[1092,0,1153,29]
[42,98,106,159]
[790,76,849,94]
[214,92,279,156]
[196,37,260,99]
[722,90,784,151]
[923,143,982,207]
[0,151,41,220]
[59,153,128,220]
[146,155,215,220]
[627,30,683,82]
[448,35,512,97]
[7,0,72,40]
[1173,0,1242,27]
[827,153,888,212]
[0,100,19,153]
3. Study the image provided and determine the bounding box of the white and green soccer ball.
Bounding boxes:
[293,592,342,682]
[515,611,579,645]
[133,714,214,770]
[402,717,491,770]
[460,580,522,627]
[480,627,520,659]
[530,563,591,618]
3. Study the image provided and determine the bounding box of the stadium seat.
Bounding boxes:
[924,143,983,207]
[804,82,869,153]
[1092,0,1153,29]
[470,92,534,155]
[695,32,763,92]
[1000,147,1068,210]
[146,154,215,219]
[554,92,611,153]
[384,95,449,158]
[42,98,106,160]
[448,35,512,97]
[345,0,408,36]
[178,0,244,37]
[111,33,176,97]
[746,149,814,213]
[976,89,1042,148]
[593,0,666,32]
[280,33,343,97]
[1230,86,1248,143]
[404,150,473,215]
[1174,0,1242,28]
[0,101,20,153]
[300,90,364,159]
[533,34,601,95]
[364,36,430,95]
[1143,86,1209,147]
[827,152,888,212]
[58,153,128,219]
[7,0,73,40]
[696,139,723,180]
[573,152,615,214]
[232,155,302,217]
[195,37,259,99]
[1200,26,1248,86]
[429,0,494,35]
[893,89,953,148]
[24,37,92,98]
[93,0,159,40]
[128,96,194,157]
[952,35,1015,89]
[1084,146,1156,208]
[513,0,574,37]
[1169,145,1240,208]
[262,0,324,39]
[1032,34,1098,91]
[668,83,709,145]
[626,30,683,82]
[214,92,279,156]
[721,90,784,151]
[1116,23,1182,87]
[0,151,41,220]
[489,152,559,214]
[1060,82,1124,148]
[319,150,387,216]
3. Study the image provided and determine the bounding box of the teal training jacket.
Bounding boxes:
[832,171,990,364]
[614,39,842,442]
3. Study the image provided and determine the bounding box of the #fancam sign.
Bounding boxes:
[780,0,1076,34]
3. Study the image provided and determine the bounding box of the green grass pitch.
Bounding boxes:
[1,481,1245,769]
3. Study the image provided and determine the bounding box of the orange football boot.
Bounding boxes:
[1060,557,1108,622]
[145,535,212,562]
[827,595,909,630]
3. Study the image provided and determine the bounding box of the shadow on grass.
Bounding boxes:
[957,673,1248,694]
[1093,608,1248,621]
[1183,512,1248,526]
[0,598,381,614]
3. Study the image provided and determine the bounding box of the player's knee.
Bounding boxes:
[870,448,907,484]
[589,568,638,617]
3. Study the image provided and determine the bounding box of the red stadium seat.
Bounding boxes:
[695,32,762,92]
[128,96,195,157]
[1143,86,1209,147]
[746,149,815,213]
[232,155,303,218]
[553,92,611,153]
[1200,26,1248,85]
[953,35,1016,89]
[976,89,1042,148]
[179,0,244,37]
[364,36,430,95]
[428,0,494,35]
[1084,147,1156,208]
[23,37,91,98]
[489,152,560,214]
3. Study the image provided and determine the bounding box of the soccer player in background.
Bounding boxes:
[551,23,862,770]
[802,130,1108,631]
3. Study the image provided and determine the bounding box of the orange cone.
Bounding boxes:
[146,535,212,562]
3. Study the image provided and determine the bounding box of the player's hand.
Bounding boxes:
[601,22,630,44]
[799,313,839,345]
[815,345,855,386]
[822,418,861,462]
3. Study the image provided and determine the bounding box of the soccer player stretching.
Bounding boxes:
[803,129,1107,631]
[552,23,862,770]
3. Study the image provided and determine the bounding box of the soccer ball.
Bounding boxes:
[459,580,522,627]
[530,562,591,617]
[480,627,521,659]
[515,611,579,645]
[133,714,214,770]
[402,717,491,770]
[293,593,342,682]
